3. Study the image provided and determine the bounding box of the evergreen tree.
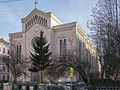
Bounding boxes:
[29,30,52,82]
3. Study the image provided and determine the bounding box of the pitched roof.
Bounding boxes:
[0,38,8,45]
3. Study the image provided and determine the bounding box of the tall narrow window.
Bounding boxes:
[64,39,67,53]
[3,75,5,81]
[8,50,9,54]
[7,76,9,81]
[86,49,89,62]
[3,66,5,71]
[60,40,63,54]
[19,45,21,60]
[83,43,85,54]
[3,48,5,54]
[17,45,18,61]
[45,19,47,27]
[79,41,81,59]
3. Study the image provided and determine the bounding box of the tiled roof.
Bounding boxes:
[0,38,8,45]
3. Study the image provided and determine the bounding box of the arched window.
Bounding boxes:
[60,40,63,54]
[60,39,67,54]
[3,48,5,54]
[25,24,27,30]
[64,39,67,53]
[17,45,18,61]
[19,45,21,60]
[7,76,9,81]
[16,45,21,61]
[3,66,5,71]
[79,41,81,59]
[3,75,5,81]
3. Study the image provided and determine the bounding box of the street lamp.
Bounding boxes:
[58,79,61,85]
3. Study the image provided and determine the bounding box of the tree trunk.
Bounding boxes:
[14,76,17,84]
[41,70,42,82]
[78,71,88,84]
[13,76,17,90]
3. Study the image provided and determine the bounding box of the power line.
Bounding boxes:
[0,0,23,3]
[0,8,88,12]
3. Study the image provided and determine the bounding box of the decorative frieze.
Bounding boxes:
[25,14,47,31]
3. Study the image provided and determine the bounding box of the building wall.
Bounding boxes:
[53,27,76,55]
[0,38,9,81]
[9,8,101,82]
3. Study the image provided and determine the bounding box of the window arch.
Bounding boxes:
[16,44,22,61]
[60,40,63,54]
[64,39,67,53]
[60,39,67,54]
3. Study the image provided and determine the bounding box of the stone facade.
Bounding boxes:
[0,38,9,81]
[9,8,101,82]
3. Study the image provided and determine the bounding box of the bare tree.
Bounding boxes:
[88,0,120,80]
[47,50,93,84]
[2,46,29,83]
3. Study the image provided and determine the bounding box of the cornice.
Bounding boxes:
[52,22,76,30]
[53,27,73,32]
[84,36,97,50]
[76,23,86,36]
[75,23,97,50]
[9,32,23,39]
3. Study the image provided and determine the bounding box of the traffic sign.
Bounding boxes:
[70,67,73,77]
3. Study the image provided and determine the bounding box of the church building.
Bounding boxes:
[9,7,101,82]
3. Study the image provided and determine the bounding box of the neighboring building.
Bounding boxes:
[0,38,9,82]
[9,8,101,82]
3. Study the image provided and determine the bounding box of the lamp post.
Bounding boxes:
[58,79,61,85]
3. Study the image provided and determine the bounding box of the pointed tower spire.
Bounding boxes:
[34,0,38,8]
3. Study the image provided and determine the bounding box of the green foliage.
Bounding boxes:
[26,85,29,90]
[29,31,52,72]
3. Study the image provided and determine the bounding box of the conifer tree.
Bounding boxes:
[29,30,52,82]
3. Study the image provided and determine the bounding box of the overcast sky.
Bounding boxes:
[0,0,98,41]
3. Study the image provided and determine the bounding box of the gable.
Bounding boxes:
[25,14,48,31]
[21,8,63,32]
[21,8,49,23]
[21,8,50,32]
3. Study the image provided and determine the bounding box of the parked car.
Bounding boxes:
[77,86,119,90]
[37,85,65,90]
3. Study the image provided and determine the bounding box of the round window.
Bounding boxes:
[31,36,39,49]
[34,26,39,32]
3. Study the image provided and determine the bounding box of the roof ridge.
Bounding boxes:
[0,38,8,45]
